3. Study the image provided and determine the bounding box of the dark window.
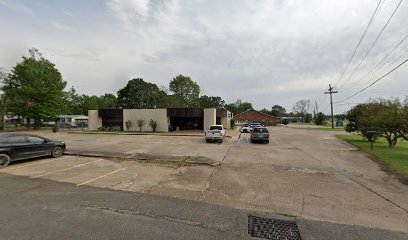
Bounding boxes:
[254,128,268,133]
[7,136,27,144]
[27,136,46,144]
[209,126,222,130]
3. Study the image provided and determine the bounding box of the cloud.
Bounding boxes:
[0,0,32,13]
[50,20,77,33]
[1,0,407,114]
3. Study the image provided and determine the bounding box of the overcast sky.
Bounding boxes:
[1,0,407,114]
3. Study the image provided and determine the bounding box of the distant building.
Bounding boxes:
[88,108,232,132]
[59,115,88,125]
[233,110,281,126]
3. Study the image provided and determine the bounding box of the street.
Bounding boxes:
[1,126,408,239]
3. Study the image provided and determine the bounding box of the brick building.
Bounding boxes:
[233,110,281,126]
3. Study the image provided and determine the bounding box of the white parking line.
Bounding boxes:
[76,167,128,186]
[32,159,103,178]
[1,158,57,171]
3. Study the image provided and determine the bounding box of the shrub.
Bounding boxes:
[230,119,235,129]
[125,120,133,131]
[137,119,145,132]
[304,113,312,123]
[314,112,325,125]
[149,119,158,132]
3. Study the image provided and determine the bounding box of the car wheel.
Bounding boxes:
[51,146,63,158]
[205,139,209,143]
[0,153,11,168]
[266,140,269,144]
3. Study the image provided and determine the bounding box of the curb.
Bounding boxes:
[66,131,205,137]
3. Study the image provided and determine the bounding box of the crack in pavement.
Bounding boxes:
[80,204,240,234]
[206,145,232,190]
[297,147,408,215]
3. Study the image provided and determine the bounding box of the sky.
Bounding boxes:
[0,0,407,114]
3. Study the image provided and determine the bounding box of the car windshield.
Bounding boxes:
[209,126,222,130]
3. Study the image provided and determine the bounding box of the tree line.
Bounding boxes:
[0,49,257,128]
[0,48,328,129]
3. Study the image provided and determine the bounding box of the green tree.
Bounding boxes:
[346,98,404,147]
[225,99,253,115]
[2,48,66,128]
[271,105,286,117]
[304,113,313,123]
[401,97,408,141]
[0,68,7,130]
[314,112,325,125]
[260,108,271,115]
[199,95,225,108]
[80,95,99,115]
[117,78,165,109]
[238,102,253,114]
[63,86,82,115]
[98,93,117,109]
[224,103,237,115]
[169,74,200,107]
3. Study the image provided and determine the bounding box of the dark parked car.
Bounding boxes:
[250,127,270,143]
[0,134,66,168]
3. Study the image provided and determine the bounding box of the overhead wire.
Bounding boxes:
[337,0,405,91]
[332,0,384,89]
[340,33,408,92]
[336,57,408,103]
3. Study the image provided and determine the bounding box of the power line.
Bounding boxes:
[337,0,405,91]
[352,42,408,91]
[333,0,384,88]
[337,57,408,103]
[347,31,408,90]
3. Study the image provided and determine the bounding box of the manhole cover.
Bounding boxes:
[248,215,302,240]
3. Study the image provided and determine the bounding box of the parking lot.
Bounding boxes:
[1,126,408,233]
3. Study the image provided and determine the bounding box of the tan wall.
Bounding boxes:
[123,109,168,132]
[88,110,102,130]
[221,117,228,129]
[203,108,216,131]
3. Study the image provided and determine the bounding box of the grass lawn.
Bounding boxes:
[337,134,408,176]
[318,127,346,132]
[288,122,316,125]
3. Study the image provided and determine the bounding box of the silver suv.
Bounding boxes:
[250,127,269,144]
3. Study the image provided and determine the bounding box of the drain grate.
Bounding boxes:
[248,215,302,240]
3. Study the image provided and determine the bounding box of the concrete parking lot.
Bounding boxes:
[1,126,408,234]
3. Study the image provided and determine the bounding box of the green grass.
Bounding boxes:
[318,127,346,132]
[289,122,316,125]
[337,134,408,176]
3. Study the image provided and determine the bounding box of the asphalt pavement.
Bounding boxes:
[1,173,407,240]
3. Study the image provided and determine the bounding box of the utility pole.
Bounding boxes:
[324,84,338,129]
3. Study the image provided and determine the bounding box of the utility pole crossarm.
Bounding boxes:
[324,84,338,129]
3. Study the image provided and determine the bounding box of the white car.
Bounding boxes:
[240,123,251,133]
[205,125,226,143]
[249,123,263,131]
